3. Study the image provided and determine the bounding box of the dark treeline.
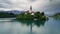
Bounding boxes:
[0,12,16,18]
[16,11,48,20]
[52,13,60,19]
[54,13,60,16]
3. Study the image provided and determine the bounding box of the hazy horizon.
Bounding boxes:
[0,0,60,15]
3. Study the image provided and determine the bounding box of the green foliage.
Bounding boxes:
[0,12,16,18]
[16,12,48,20]
[54,13,60,16]
[53,13,60,19]
[41,12,44,16]
[34,12,41,19]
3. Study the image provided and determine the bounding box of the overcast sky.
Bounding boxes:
[0,0,60,13]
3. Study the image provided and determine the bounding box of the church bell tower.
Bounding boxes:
[30,6,32,11]
[29,5,32,13]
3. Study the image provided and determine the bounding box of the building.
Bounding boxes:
[29,5,34,15]
[25,5,34,15]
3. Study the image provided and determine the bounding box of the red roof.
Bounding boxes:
[31,11,34,13]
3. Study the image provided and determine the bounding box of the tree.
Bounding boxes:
[41,12,44,16]
[34,12,41,19]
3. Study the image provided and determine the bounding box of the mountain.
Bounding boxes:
[0,10,24,14]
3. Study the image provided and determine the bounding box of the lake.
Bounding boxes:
[0,17,60,34]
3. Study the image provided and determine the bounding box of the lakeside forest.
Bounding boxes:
[0,12,16,18]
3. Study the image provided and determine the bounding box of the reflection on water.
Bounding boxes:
[18,20,45,27]
[0,18,60,34]
[18,20,46,34]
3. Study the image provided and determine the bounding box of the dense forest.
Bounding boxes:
[16,12,48,20]
[53,13,60,19]
[0,12,16,18]
[54,13,60,16]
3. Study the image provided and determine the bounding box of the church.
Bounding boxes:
[25,5,34,15]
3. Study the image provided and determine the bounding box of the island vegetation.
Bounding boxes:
[16,11,48,20]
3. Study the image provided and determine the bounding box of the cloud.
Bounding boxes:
[0,0,60,12]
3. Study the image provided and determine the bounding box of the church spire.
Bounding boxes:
[29,5,32,13]
[30,5,32,11]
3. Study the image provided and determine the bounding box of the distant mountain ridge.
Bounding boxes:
[0,10,24,14]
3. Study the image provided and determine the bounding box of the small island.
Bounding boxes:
[16,6,48,20]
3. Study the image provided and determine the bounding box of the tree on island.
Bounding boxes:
[16,11,48,20]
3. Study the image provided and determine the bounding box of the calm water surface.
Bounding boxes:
[0,18,60,34]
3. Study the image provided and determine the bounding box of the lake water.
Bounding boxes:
[0,17,60,34]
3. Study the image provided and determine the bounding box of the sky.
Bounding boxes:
[0,0,60,14]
